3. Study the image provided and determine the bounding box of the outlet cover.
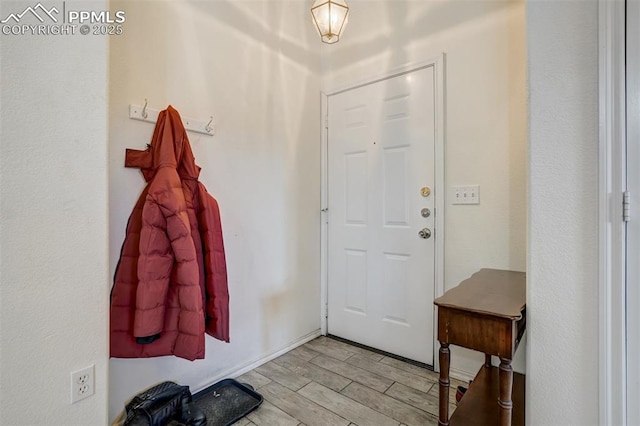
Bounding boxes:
[452,185,480,205]
[71,365,95,404]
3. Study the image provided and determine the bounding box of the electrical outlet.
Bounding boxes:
[452,185,480,205]
[71,365,95,404]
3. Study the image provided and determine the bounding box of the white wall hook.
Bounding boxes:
[141,99,149,119]
[129,103,215,137]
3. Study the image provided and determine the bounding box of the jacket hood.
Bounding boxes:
[125,105,200,181]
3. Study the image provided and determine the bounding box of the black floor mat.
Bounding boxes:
[191,379,263,426]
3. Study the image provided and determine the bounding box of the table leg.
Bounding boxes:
[438,343,450,426]
[484,353,492,368]
[498,357,513,426]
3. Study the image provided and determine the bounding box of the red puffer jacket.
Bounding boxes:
[110,106,229,361]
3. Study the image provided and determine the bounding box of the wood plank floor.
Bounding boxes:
[234,336,466,426]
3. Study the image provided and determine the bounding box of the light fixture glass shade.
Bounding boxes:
[311,0,349,44]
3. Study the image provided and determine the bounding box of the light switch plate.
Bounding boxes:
[452,185,480,205]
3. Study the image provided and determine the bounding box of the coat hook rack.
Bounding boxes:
[129,101,215,136]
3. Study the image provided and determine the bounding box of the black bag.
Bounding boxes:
[124,381,193,426]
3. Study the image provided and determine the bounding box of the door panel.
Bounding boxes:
[328,67,436,364]
[345,249,367,314]
[345,152,368,224]
[383,147,410,226]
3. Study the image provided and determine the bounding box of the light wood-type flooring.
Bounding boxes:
[233,336,465,426]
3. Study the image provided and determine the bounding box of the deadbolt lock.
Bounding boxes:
[421,208,431,218]
[421,187,431,197]
[419,228,432,239]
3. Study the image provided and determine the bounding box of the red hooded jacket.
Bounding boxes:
[110,106,229,361]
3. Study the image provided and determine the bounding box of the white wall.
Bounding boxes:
[0,1,109,425]
[0,0,602,423]
[321,0,527,376]
[527,0,599,424]
[108,0,323,420]
[110,1,530,414]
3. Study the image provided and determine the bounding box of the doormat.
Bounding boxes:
[190,379,263,426]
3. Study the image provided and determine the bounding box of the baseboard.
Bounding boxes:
[192,329,322,393]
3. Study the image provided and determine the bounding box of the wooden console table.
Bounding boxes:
[434,269,526,426]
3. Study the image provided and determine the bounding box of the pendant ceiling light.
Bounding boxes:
[311,0,349,44]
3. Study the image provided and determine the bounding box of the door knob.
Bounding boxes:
[419,228,431,239]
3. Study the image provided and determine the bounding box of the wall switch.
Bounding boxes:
[452,185,480,205]
[71,365,95,404]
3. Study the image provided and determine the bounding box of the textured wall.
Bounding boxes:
[527,0,599,424]
[321,0,528,376]
[0,0,602,423]
[108,1,322,420]
[0,1,109,424]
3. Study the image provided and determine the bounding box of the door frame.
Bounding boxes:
[320,54,446,368]
[625,2,640,424]
[598,0,626,424]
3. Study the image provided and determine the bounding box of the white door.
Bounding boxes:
[327,67,436,365]
[627,1,640,423]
